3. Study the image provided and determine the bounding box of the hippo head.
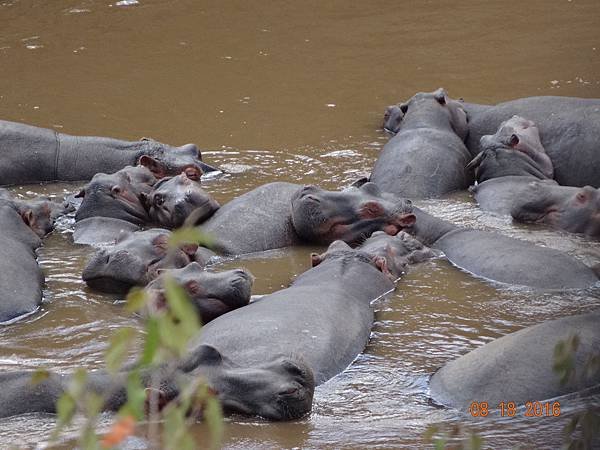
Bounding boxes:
[179,345,315,421]
[144,263,253,324]
[16,197,71,238]
[75,166,156,225]
[291,182,415,246]
[141,173,220,229]
[474,115,553,180]
[358,230,438,278]
[383,104,405,134]
[138,142,219,180]
[396,88,469,140]
[513,184,600,238]
[82,229,198,293]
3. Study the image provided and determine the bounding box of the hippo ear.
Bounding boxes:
[180,243,199,258]
[20,209,34,227]
[74,189,85,198]
[399,102,409,114]
[310,253,323,267]
[508,134,520,147]
[327,240,352,252]
[434,89,446,105]
[196,344,223,366]
[138,155,166,178]
[398,213,416,227]
[185,280,201,295]
[372,255,393,279]
[183,166,203,181]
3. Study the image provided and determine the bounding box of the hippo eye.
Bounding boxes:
[278,386,299,396]
[111,186,122,196]
[576,192,587,203]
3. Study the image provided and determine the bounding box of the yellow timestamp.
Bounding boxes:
[469,401,561,417]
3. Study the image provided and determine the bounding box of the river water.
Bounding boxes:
[1,1,600,448]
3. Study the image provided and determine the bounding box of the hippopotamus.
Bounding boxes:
[357,230,439,278]
[201,181,415,255]
[82,228,216,294]
[141,172,220,229]
[0,119,219,186]
[429,311,600,409]
[371,88,472,199]
[0,205,44,323]
[0,236,406,420]
[467,118,600,238]
[0,189,71,238]
[408,208,599,290]
[384,95,600,188]
[74,166,156,225]
[143,263,253,324]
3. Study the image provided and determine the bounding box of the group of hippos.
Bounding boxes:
[0,89,599,422]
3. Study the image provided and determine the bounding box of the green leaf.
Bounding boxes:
[30,368,50,385]
[140,317,160,366]
[204,396,224,449]
[164,275,201,338]
[106,328,136,374]
[120,370,146,421]
[168,227,214,250]
[56,393,76,426]
[126,288,148,313]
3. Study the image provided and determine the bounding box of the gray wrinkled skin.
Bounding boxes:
[143,173,220,229]
[409,208,599,290]
[73,217,141,246]
[0,205,44,323]
[0,119,219,186]
[0,344,315,421]
[461,96,600,187]
[430,311,600,409]
[371,88,472,199]
[75,166,156,225]
[82,228,199,293]
[144,263,253,324]
[202,181,415,255]
[193,239,396,386]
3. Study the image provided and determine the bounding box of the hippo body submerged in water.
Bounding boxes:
[0,234,431,420]
[201,181,416,255]
[384,95,600,187]
[371,89,472,199]
[429,311,600,409]
[469,116,600,238]
[408,208,599,290]
[0,119,219,186]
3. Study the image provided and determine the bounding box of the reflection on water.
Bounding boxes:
[1,0,600,448]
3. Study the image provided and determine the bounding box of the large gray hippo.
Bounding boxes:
[468,117,600,238]
[0,205,44,323]
[0,235,418,420]
[408,208,599,290]
[201,181,416,255]
[385,95,600,187]
[371,89,472,199]
[0,119,219,186]
[430,311,600,409]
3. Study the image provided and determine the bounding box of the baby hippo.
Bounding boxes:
[357,231,439,278]
[75,166,157,225]
[143,263,253,324]
[142,172,220,229]
[82,228,213,294]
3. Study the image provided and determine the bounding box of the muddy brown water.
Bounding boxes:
[1,0,600,448]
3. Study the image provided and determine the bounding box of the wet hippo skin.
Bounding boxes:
[429,311,600,409]
[0,119,218,186]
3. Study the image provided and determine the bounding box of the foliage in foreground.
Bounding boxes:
[33,227,222,449]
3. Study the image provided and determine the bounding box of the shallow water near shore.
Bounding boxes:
[1,0,600,448]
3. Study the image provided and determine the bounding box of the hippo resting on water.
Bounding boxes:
[0,119,219,186]
[371,89,472,199]
[430,310,600,409]
[408,208,599,290]
[0,234,431,420]
[384,94,600,188]
[201,181,416,255]
[468,116,600,239]
[0,193,70,322]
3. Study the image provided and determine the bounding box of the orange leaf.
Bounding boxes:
[101,415,136,448]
